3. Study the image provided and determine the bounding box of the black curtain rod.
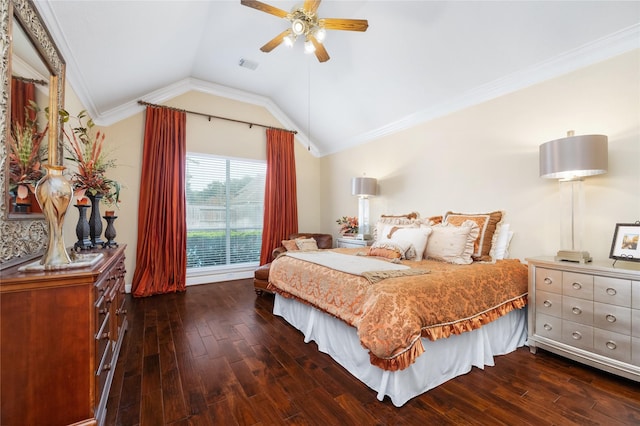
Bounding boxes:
[12,75,48,86]
[137,100,297,135]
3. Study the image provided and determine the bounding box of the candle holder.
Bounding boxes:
[103,215,118,248]
[87,193,105,247]
[74,204,93,250]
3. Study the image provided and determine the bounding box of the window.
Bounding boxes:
[185,153,266,270]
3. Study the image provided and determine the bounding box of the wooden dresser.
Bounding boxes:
[0,245,127,426]
[527,257,639,381]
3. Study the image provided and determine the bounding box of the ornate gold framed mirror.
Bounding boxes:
[1,0,66,263]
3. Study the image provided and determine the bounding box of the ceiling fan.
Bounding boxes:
[241,0,368,63]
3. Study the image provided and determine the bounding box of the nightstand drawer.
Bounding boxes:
[536,290,562,318]
[563,272,593,300]
[562,320,593,350]
[633,308,640,338]
[562,295,593,325]
[632,281,640,309]
[536,312,562,341]
[535,268,562,294]
[633,337,640,366]
[594,328,631,363]
[594,302,631,335]
[594,276,631,307]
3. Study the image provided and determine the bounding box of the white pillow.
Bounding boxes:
[389,227,432,260]
[490,223,513,260]
[424,221,479,264]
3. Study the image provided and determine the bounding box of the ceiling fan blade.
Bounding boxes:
[241,0,289,19]
[320,18,368,32]
[260,29,290,52]
[309,36,330,62]
[303,0,321,15]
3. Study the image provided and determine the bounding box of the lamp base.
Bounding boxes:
[555,250,592,263]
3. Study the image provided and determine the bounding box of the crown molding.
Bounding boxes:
[329,23,640,157]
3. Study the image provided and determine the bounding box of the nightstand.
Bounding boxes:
[336,237,374,249]
[526,256,640,382]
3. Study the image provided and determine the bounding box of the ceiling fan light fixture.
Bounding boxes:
[304,38,316,54]
[291,18,306,35]
[314,27,326,42]
[283,32,296,48]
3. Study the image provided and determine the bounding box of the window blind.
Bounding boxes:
[185,153,266,270]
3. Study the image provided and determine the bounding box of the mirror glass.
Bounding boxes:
[1,0,66,264]
[6,18,50,218]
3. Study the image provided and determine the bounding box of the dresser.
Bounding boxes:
[527,257,639,381]
[336,237,374,248]
[0,245,127,426]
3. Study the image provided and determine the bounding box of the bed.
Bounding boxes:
[267,212,528,406]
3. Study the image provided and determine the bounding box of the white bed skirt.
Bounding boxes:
[273,294,527,407]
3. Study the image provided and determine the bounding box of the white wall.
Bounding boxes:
[320,50,640,262]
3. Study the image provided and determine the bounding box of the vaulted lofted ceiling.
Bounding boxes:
[34,1,640,156]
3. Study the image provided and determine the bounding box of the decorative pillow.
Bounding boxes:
[424,221,480,265]
[389,227,432,260]
[281,239,300,251]
[295,238,319,251]
[368,239,415,260]
[374,212,421,241]
[444,211,503,261]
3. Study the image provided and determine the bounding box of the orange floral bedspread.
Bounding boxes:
[268,249,528,371]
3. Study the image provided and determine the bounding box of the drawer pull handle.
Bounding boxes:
[606,287,617,296]
[543,300,552,308]
[606,341,617,350]
[606,314,616,323]
[543,277,553,285]
[572,307,582,315]
[543,323,552,331]
[572,282,582,290]
[101,331,110,340]
[102,363,112,372]
[571,331,582,340]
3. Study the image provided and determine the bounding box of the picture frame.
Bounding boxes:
[609,222,640,262]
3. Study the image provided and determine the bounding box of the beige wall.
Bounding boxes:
[320,50,640,262]
[61,90,321,288]
[61,49,639,287]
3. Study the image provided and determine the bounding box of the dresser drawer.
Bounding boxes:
[535,312,562,341]
[594,276,631,307]
[633,281,640,309]
[536,268,563,294]
[562,295,593,325]
[562,320,593,350]
[633,308,640,339]
[594,328,631,363]
[563,272,593,300]
[594,302,631,335]
[536,290,562,318]
[633,337,640,366]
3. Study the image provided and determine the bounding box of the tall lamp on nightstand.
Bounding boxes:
[539,131,608,263]
[351,176,377,240]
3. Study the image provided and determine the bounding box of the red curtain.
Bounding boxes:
[11,78,36,127]
[132,106,187,297]
[259,128,298,265]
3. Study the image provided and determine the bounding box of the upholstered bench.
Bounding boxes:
[254,233,333,295]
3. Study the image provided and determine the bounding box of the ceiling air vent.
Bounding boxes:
[238,58,259,70]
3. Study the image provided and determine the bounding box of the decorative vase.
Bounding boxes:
[35,164,72,267]
[103,215,118,248]
[87,193,105,247]
[74,204,93,250]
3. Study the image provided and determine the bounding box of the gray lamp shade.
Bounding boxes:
[351,177,377,197]
[539,134,608,180]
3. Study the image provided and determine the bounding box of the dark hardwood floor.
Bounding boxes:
[107,279,640,425]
